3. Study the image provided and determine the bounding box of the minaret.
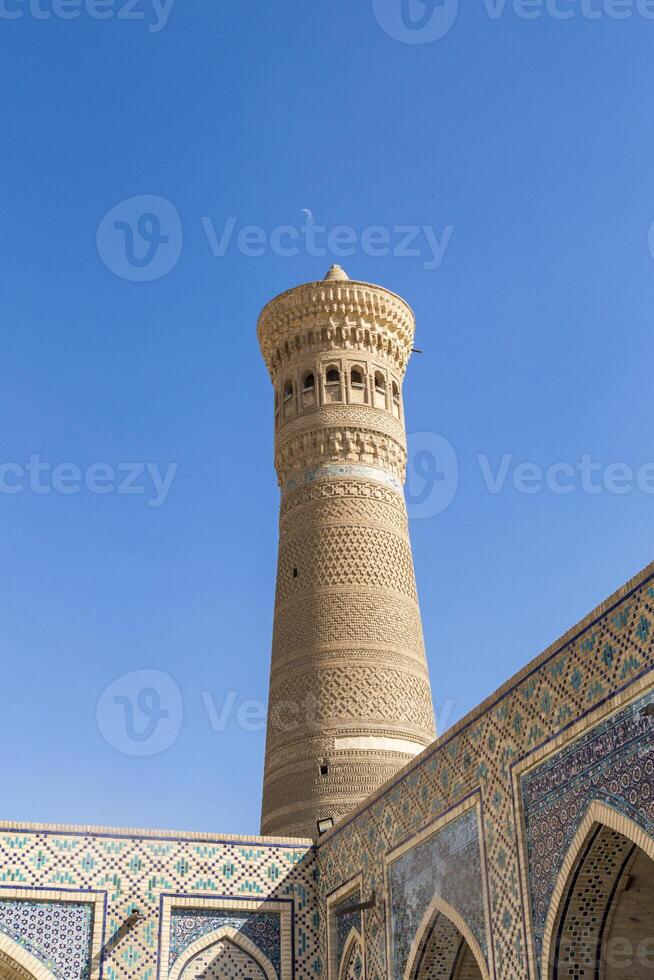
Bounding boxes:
[258,266,436,839]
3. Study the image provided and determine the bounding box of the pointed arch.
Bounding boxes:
[403,895,489,980]
[169,924,278,980]
[0,933,58,980]
[541,800,654,979]
[338,927,364,980]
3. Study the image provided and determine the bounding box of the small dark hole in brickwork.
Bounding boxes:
[320,764,329,777]
[293,567,298,578]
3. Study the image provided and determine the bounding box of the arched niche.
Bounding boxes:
[404,896,489,980]
[338,928,364,980]
[541,800,654,979]
[169,924,278,980]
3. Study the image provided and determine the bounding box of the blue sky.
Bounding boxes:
[1,1,653,835]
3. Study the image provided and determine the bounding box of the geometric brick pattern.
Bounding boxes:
[275,525,418,603]
[317,563,654,980]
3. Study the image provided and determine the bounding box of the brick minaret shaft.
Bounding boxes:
[258,266,436,839]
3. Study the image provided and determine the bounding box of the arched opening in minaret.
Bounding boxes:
[373,371,387,410]
[302,372,316,408]
[544,817,654,979]
[283,379,296,418]
[392,380,401,418]
[349,366,367,405]
[325,366,342,403]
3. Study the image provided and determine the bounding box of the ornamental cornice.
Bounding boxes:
[257,279,416,375]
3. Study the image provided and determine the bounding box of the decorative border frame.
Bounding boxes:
[325,874,364,980]
[157,894,294,980]
[0,886,106,980]
[511,674,654,980]
[383,794,493,980]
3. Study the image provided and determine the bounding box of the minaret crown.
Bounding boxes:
[323,264,349,281]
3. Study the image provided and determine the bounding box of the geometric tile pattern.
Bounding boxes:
[318,565,654,980]
[333,889,361,971]
[521,687,654,962]
[169,909,281,977]
[387,808,485,980]
[0,899,93,979]
[0,832,318,980]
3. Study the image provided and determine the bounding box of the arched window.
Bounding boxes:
[392,381,400,402]
[302,373,315,391]
[351,368,364,388]
[374,372,386,392]
[324,365,342,404]
[283,380,294,402]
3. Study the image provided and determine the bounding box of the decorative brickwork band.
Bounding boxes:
[258,267,436,838]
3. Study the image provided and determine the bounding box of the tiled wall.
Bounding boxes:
[0,829,317,979]
[318,562,654,980]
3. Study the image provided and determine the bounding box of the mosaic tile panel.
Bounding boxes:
[333,889,361,970]
[0,833,318,980]
[0,898,93,980]
[169,909,281,977]
[387,808,485,980]
[318,567,654,980]
[521,688,654,962]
